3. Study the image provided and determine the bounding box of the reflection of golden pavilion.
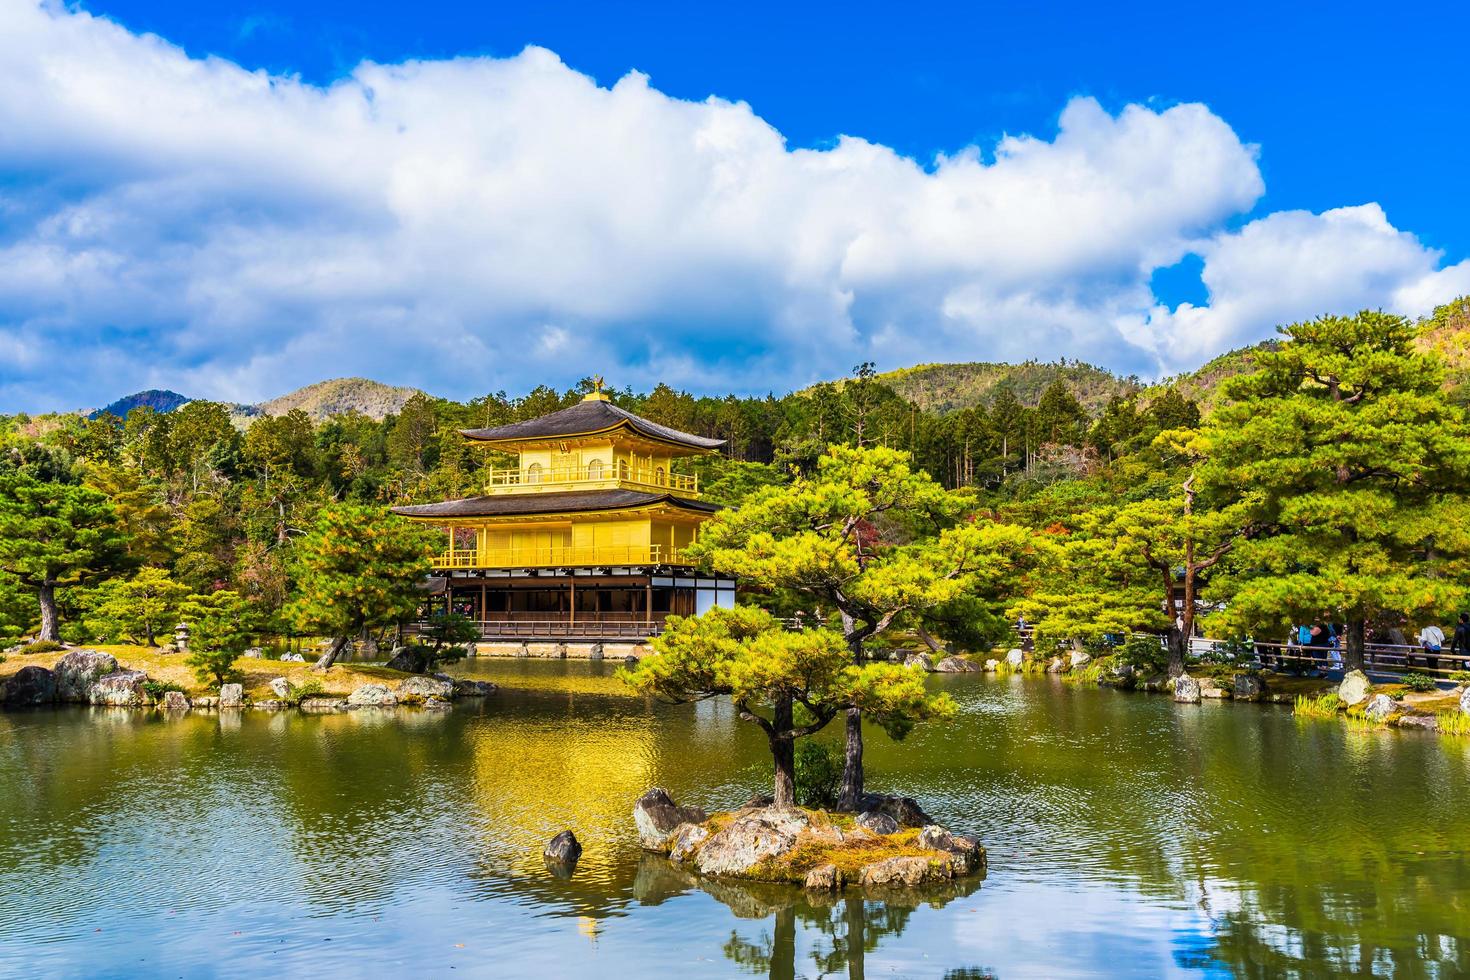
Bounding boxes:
[392,385,735,641]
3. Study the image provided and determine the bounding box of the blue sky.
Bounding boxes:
[0,0,1466,410]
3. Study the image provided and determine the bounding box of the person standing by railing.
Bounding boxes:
[1418,623,1446,671]
[1452,614,1470,668]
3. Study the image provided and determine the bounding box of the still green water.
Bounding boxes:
[2,663,1468,978]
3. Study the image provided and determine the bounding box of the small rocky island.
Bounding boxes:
[633,788,985,890]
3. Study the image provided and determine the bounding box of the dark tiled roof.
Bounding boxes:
[461,399,725,450]
[390,488,720,520]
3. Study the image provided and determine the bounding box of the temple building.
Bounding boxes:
[390,384,735,643]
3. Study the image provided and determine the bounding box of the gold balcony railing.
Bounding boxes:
[484,465,698,496]
[432,543,690,570]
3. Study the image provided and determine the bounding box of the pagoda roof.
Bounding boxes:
[460,398,725,452]
[390,488,720,520]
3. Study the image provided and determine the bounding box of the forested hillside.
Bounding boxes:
[877,360,1141,413]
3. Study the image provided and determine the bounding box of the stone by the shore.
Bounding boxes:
[694,807,810,877]
[856,856,933,888]
[917,825,986,875]
[903,652,935,672]
[983,659,1000,672]
[1045,656,1064,673]
[193,696,219,708]
[347,684,397,708]
[268,677,292,699]
[88,669,148,707]
[1069,651,1092,670]
[667,823,709,863]
[858,794,933,829]
[2,665,56,705]
[1199,677,1229,699]
[1338,670,1371,707]
[299,697,347,713]
[218,683,245,707]
[804,864,845,890]
[384,646,427,674]
[452,679,497,698]
[253,699,291,710]
[161,690,191,711]
[1005,649,1024,668]
[422,696,453,710]
[397,675,453,702]
[280,653,305,663]
[1460,687,1470,715]
[1173,674,1202,703]
[935,656,979,673]
[543,830,583,864]
[1364,693,1396,721]
[53,649,118,701]
[633,788,709,851]
[1233,673,1265,702]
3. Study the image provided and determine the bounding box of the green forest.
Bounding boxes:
[3,299,1469,677]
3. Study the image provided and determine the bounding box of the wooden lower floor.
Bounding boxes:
[414,568,736,640]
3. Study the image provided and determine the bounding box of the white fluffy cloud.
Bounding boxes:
[0,1,1465,411]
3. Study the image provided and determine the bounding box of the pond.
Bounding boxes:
[2,662,1468,978]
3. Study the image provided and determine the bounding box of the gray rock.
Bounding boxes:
[588,643,604,661]
[694,808,809,877]
[87,669,148,707]
[935,656,979,673]
[1460,686,1470,715]
[855,811,900,835]
[1139,672,1171,692]
[1338,669,1371,707]
[268,677,292,699]
[397,675,454,701]
[903,652,935,671]
[1173,674,1202,703]
[1045,656,1065,673]
[857,794,933,829]
[346,684,397,707]
[1396,713,1439,730]
[1101,663,1137,688]
[1005,648,1024,668]
[633,787,708,851]
[857,856,935,888]
[2,665,56,704]
[422,696,453,711]
[667,822,709,863]
[218,683,245,707]
[1199,676,1229,699]
[242,647,264,659]
[1233,673,1265,702]
[1364,693,1396,721]
[299,697,347,713]
[983,659,1000,672]
[53,649,119,701]
[161,690,191,711]
[804,863,845,890]
[252,699,291,710]
[543,830,583,863]
[917,825,986,875]
[1069,651,1092,670]
[515,643,530,659]
[384,646,428,673]
[452,678,497,698]
[192,696,220,709]
[279,653,305,663]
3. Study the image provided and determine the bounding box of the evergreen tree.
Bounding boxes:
[83,566,192,646]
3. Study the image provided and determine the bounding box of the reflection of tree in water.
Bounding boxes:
[635,855,982,980]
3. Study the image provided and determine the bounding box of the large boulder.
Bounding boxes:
[1364,693,1396,721]
[53,649,118,701]
[1338,669,1371,707]
[1004,649,1024,668]
[667,822,709,863]
[397,675,453,702]
[633,788,708,851]
[1233,673,1266,702]
[1068,651,1092,670]
[804,864,846,891]
[694,808,809,877]
[1045,656,1065,674]
[219,683,245,707]
[855,811,900,835]
[903,652,934,672]
[279,653,305,663]
[857,794,933,829]
[917,825,986,875]
[452,679,497,698]
[1199,676,1229,699]
[268,677,292,699]
[856,856,933,888]
[983,659,1000,672]
[346,684,397,708]
[384,646,428,674]
[543,830,583,864]
[1173,674,1202,703]
[161,690,191,711]
[1461,687,1470,715]
[2,665,56,705]
[935,656,979,673]
[88,669,148,707]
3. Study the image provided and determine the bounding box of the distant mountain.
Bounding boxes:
[256,377,423,422]
[876,360,1143,414]
[89,389,191,419]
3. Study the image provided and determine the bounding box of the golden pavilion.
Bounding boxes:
[390,385,735,641]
